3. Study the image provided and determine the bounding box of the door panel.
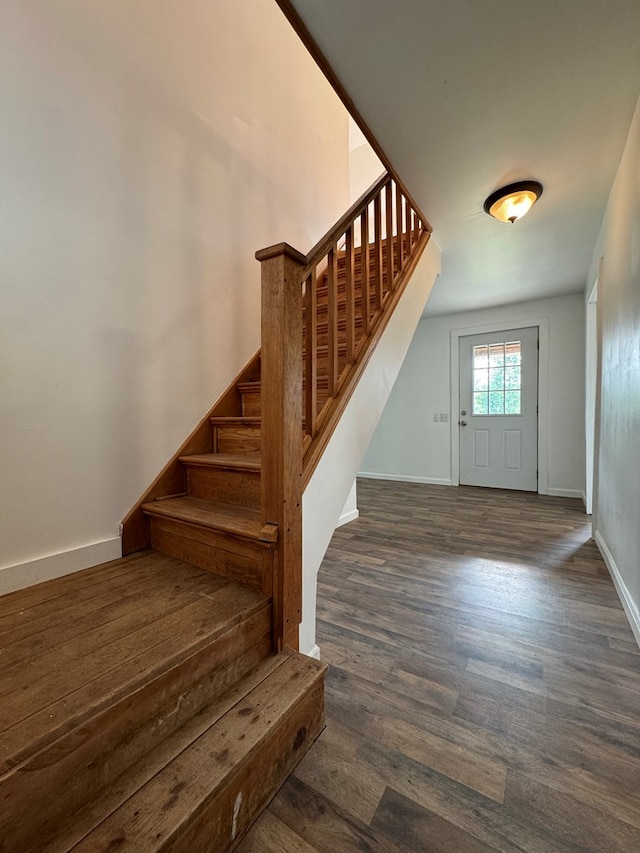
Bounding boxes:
[473,430,490,469]
[459,327,538,491]
[503,430,522,470]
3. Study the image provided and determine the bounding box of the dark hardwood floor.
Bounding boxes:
[239,478,640,852]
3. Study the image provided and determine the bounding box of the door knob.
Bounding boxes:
[459,420,467,427]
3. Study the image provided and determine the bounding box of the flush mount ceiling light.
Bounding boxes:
[484,180,543,224]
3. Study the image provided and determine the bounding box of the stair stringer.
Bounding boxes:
[300,238,441,655]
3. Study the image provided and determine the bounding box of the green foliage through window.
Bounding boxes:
[472,342,521,415]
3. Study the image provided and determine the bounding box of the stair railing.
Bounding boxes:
[299,173,429,475]
[256,171,430,651]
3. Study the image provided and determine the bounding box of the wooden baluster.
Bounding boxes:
[361,209,371,336]
[407,208,414,252]
[374,190,383,315]
[345,225,355,364]
[255,242,305,651]
[304,271,317,438]
[385,180,394,291]
[327,244,338,397]
[406,199,411,255]
[396,182,404,274]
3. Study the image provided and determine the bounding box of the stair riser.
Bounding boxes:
[213,425,261,455]
[314,272,379,298]
[305,291,386,318]
[313,318,364,338]
[239,391,261,418]
[0,611,272,853]
[303,342,357,361]
[315,241,404,281]
[69,653,327,853]
[312,330,363,349]
[150,517,272,595]
[312,286,387,309]
[158,680,325,852]
[186,467,260,508]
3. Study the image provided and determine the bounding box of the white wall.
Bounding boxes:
[336,482,359,528]
[361,294,586,497]
[588,92,640,645]
[0,0,349,587]
[301,240,441,656]
[349,117,384,201]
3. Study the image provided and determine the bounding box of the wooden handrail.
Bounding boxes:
[303,173,389,273]
[256,172,430,648]
[299,172,428,455]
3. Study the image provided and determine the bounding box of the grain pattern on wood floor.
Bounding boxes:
[0,551,269,774]
[238,480,640,853]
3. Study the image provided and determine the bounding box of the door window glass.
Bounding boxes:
[472,341,521,415]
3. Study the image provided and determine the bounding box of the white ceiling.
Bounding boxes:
[287,0,640,316]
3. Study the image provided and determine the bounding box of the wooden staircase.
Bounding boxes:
[0,554,323,851]
[0,174,430,850]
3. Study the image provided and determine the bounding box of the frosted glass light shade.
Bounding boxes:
[484,181,543,223]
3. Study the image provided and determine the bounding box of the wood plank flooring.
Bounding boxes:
[0,551,269,776]
[239,479,640,852]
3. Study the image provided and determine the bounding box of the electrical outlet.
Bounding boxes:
[433,413,439,422]
[440,413,449,422]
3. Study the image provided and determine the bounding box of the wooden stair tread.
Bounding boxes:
[0,550,269,775]
[179,452,261,471]
[209,416,261,426]
[64,650,327,852]
[0,558,228,681]
[142,496,277,543]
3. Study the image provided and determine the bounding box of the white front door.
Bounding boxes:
[459,327,538,491]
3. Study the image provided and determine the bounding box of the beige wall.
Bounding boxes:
[589,91,640,641]
[0,0,349,583]
[349,117,384,201]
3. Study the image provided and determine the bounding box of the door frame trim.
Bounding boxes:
[585,277,599,515]
[450,317,550,494]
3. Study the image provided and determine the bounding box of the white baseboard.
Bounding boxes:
[581,491,587,508]
[358,474,582,498]
[0,537,122,597]
[547,487,584,500]
[595,530,640,650]
[358,471,453,486]
[336,509,359,528]
[304,644,321,660]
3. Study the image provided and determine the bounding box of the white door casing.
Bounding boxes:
[450,317,549,494]
[459,326,539,491]
[585,277,599,516]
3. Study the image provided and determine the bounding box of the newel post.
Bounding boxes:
[255,242,306,651]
